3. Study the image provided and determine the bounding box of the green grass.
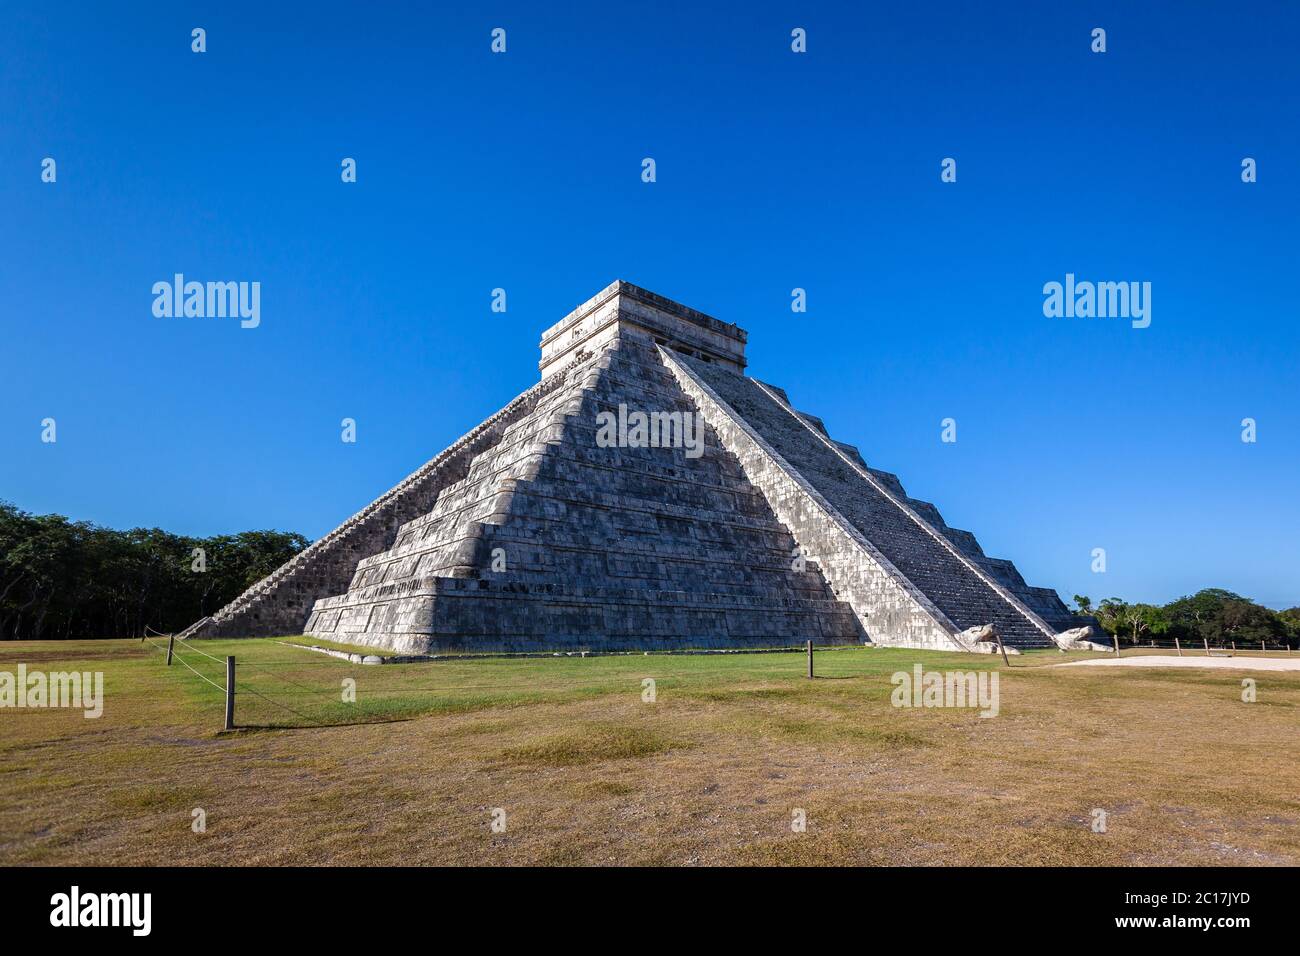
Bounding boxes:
[2,637,1298,866]
[273,635,402,657]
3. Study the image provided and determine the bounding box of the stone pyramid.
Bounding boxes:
[184,281,1081,653]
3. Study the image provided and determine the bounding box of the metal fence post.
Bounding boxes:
[806,640,813,679]
[166,634,175,666]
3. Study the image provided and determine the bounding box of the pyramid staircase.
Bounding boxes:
[179,374,569,639]
[185,280,1080,653]
[663,351,1067,650]
[302,338,863,653]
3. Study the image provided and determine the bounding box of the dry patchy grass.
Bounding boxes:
[1,639,1297,866]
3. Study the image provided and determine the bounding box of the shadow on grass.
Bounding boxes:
[221,715,423,734]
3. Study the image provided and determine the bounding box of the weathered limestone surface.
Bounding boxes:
[666,352,1062,649]
[539,280,747,379]
[186,280,1080,653]
[302,332,862,653]
[662,350,971,651]
[181,374,572,638]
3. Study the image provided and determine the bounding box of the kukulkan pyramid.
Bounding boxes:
[183,281,1086,654]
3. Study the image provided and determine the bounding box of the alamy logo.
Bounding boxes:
[0,664,103,718]
[891,663,999,718]
[152,274,261,328]
[50,886,151,936]
[1042,273,1150,329]
[595,403,705,459]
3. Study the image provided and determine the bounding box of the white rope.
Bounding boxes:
[235,683,320,724]
[174,640,225,665]
[169,650,227,694]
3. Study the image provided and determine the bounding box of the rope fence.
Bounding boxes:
[142,630,235,729]
[141,628,787,732]
[141,628,1295,731]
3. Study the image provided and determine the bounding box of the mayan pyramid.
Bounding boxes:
[183,281,1082,653]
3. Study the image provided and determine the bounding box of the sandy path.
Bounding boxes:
[1060,654,1300,672]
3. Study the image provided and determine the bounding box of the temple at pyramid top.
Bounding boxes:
[182,280,1099,654]
[539,280,747,379]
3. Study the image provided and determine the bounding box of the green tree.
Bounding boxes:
[1277,608,1300,645]
[1120,603,1166,644]
[0,501,308,640]
[1094,598,1128,637]
[1219,599,1284,645]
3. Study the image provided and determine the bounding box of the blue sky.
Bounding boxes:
[2,2,1297,609]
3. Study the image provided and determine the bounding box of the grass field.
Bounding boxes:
[2,637,1297,866]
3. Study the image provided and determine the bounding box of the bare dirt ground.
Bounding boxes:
[1061,655,1300,672]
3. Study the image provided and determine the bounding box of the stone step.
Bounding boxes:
[303,343,866,653]
[667,352,1058,649]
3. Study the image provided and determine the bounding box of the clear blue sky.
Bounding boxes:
[2,2,1297,609]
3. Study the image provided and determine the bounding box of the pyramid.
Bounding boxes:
[184,281,1081,653]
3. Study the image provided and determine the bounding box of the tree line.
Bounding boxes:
[0,501,308,641]
[4,498,1296,647]
[1074,589,1300,648]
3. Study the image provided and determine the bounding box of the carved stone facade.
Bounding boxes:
[185,281,1082,653]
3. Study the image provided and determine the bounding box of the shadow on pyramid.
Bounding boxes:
[182,281,1086,654]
